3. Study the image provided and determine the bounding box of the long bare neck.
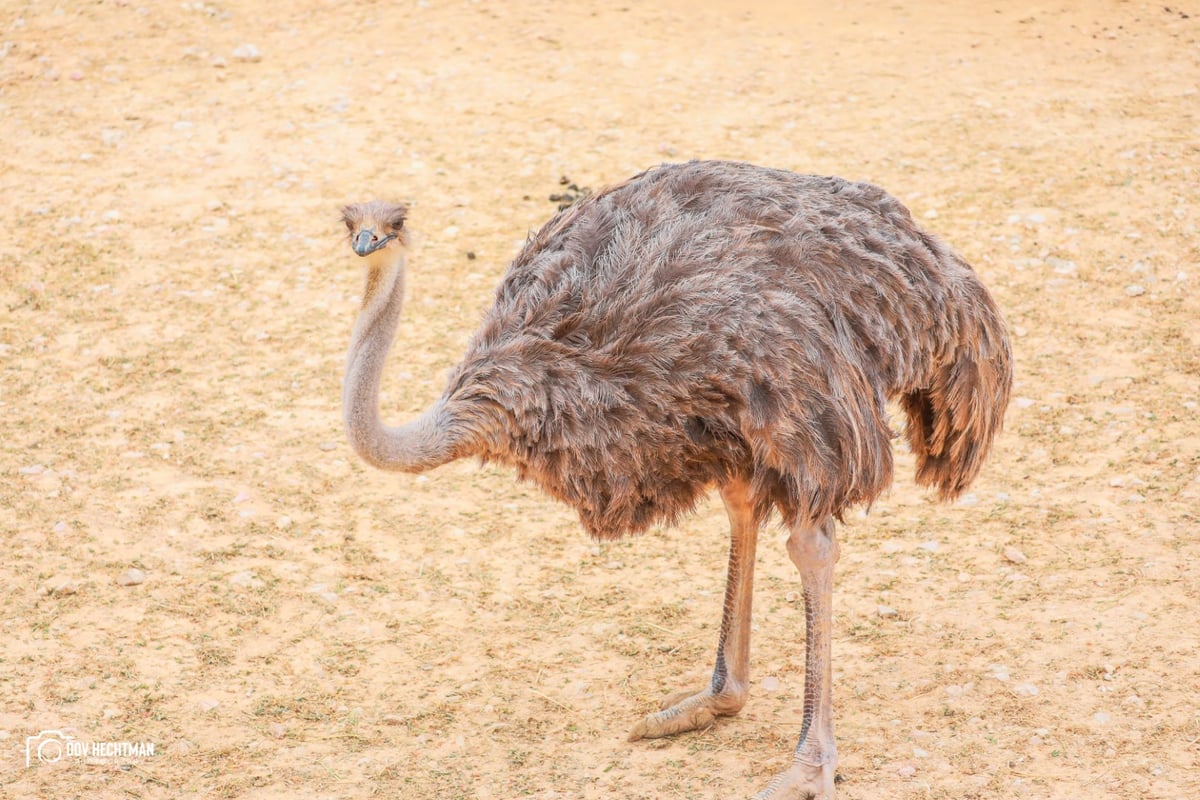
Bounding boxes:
[342,254,466,472]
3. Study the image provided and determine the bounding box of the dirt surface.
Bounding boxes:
[2,1,1198,798]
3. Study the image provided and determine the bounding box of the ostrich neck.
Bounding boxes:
[342,257,464,472]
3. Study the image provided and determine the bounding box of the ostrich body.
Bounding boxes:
[340,160,1012,799]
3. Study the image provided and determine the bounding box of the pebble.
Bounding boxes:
[268,722,287,738]
[382,714,406,725]
[1014,682,1039,696]
[897,764,917,778]
[232,44,262,62]
[48,578,80,596]
[197,697,221,712]
[1013,397,1036,409]
[318,441,338,452]
[1002,546,1028,564]
[117,568,145,586]
[761,676,781,691]
[1093,711,1111,725]
[918,539,941,552]
[276,515,293,530]
[877,605,898,618]
[1125,284,1145,297]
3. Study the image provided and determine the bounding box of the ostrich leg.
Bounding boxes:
[754,516,839,800]
[629,480,758,739]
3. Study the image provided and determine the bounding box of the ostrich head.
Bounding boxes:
[341,201,409,263]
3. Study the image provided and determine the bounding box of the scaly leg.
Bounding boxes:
[753,516,840,800]
[629,480,758,740]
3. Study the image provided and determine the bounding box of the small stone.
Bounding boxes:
[1014,682,1039,696]
[233,490,251,504]
[197,697,220,712]
[275,515,293,530]
[912,747,929,758]
[1002,546,1028,564]
[49,579,79,596]
[268,722,287,738]
[762,676,781,691]
[877,605,898,618]
[918,539,941,552]
[318,441,338,452]
[382,714,406,726]
[1125,284,1145,297]
[785,591,799,603]
[1093,711,1110,725]
[211,56,227,68]
[1014,397,1036,409]
[897,764,917,778]
[232,43,262,62]
[117,568,145,586]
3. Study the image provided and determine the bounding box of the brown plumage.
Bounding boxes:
[339,160,1011,799]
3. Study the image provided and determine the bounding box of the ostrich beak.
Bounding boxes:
[352,230,396,257]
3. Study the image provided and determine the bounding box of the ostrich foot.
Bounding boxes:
[751,761,837,800]
[627,686,746,740]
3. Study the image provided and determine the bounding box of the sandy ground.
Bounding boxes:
[2,0,1198,797]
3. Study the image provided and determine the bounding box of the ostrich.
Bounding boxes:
[339,160,1012,799]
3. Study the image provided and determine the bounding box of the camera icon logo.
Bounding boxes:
[25,730,75,767]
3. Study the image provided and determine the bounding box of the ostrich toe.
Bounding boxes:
[751,761,837,800]
[627,686,745,740]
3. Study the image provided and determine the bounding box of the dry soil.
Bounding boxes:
[1,1,1198,798]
